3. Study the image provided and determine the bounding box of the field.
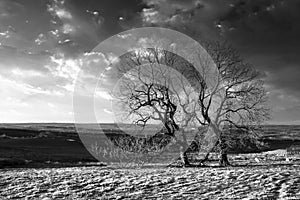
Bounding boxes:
[0,123,300,199]
[1,162,300,199]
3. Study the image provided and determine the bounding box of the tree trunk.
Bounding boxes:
[198,137,219,166]
[198,122,221,165]
[199,152,209,166]
[177,130,190,167]
[219,153,230,167]
[180,148,190,166]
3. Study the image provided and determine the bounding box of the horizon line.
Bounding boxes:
[1,122,300,126]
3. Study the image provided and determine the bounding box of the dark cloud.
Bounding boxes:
[138,0,300,124]
[0,44,51,72]
[219,1,300,99]
[140,0,220,40]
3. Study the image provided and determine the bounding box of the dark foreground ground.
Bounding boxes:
[0,123,300,168]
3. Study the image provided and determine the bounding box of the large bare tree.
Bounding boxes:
[112,42,270,167]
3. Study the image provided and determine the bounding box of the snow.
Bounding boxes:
[1,162,300,199]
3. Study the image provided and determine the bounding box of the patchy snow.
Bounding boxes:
[1,163,300,199]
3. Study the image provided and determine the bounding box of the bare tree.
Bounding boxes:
[112,42,270,167]
[194,41,270,166]
[112,48,202,166]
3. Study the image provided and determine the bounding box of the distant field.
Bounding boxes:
[0,123,300,168]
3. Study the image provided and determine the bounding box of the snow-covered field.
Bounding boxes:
[1,162,300,200]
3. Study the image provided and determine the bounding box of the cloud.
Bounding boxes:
[61,24,75,34]
[95,91,113,100]
[47,0,72,19]
[104,108,113,115]
[0,0,23,18]
[0,30,10,38]
[34,33,47,45]
[86,10,105,25]
[46,0,77,45]
[138,0,300,124]
[0,43,84,98]
[44,0,109,58]
[140,0,227,41]
[0,0,299,123]
[141,0,198,24]
[0,0,137,122]
[0,45,51,72]
[0,74,73,122]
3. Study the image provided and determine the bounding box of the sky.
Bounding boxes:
[0,0,300,124]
